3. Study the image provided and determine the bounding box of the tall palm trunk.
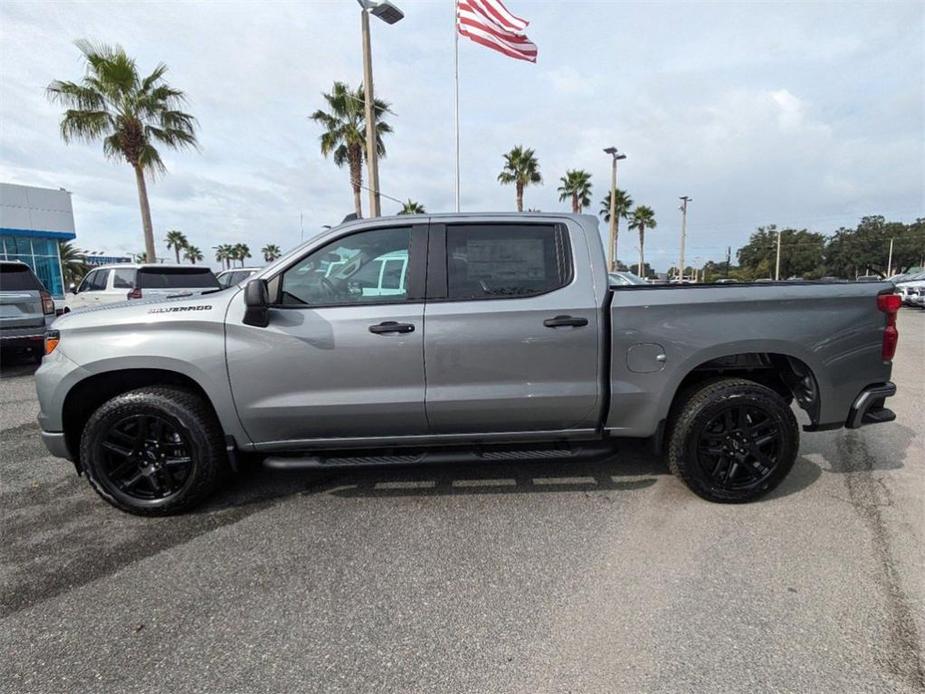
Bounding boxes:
[572,193,580,214]
[174,248,180,263]
[134,164,157,262]
[613,218,620,269]
[349,145,363,218]
[638,226,645,277]
[516,181,524,212]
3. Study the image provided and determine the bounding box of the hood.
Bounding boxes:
[54,288,236,331]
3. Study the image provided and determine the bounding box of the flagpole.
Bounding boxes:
[454,0,460,212]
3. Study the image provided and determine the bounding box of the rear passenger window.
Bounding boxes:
[112,269,134,289]
[445,224,571,299]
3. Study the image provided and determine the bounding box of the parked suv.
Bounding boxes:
[66,264,219,312]
[0,260,56,358]
[216,267,261,288]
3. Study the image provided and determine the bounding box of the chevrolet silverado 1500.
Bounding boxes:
[36,213,900,515]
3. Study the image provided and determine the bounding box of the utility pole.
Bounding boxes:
[725,246,731,278]
[678,196,692,281]
[603,147,626,272]
[775,227,782,280]
[886,237,894,277]
[357,1,404,218]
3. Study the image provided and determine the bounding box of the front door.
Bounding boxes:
[226,224,428,446]
[423,221,602,434]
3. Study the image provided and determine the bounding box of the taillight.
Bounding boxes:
[44,329,60,355]
[127,287,143,300]
[40,290,55,315]
[877,293,901,361]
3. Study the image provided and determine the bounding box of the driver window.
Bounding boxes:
[76,270,98,293]
[280,227,411,306]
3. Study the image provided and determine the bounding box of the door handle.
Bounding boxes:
[369,321,415,334]
[543,315,589,328]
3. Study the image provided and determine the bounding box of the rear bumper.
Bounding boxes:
[846,382,897,429]
[0,327,45,345]
[40,429,72,460]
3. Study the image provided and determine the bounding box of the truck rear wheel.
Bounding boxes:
[667,378,798,503]
[79,386,227,515]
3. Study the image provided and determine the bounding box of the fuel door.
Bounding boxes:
[627,343,667,373]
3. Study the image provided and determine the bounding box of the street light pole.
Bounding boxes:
[603,147,626,273]
[357,0,404,218]
[678,195,692,281]
[887,237,894,277]
[775,227,782,280]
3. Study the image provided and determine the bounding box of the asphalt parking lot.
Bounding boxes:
[1,309,923,693]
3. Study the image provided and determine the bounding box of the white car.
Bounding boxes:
[66,264,220,312]
[894,271,925,306]
[216,267,261,288]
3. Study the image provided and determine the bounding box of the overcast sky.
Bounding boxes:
[1,0,922,269]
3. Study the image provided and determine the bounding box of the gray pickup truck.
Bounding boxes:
[35,213,900,515]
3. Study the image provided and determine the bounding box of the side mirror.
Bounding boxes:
[243,279,270,328]
[69,283,77,294]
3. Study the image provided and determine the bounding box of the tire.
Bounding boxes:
[666,378,798,503]
[79,386,227,515]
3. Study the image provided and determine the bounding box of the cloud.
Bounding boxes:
[0,0,922,269]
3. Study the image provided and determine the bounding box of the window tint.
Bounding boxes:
[88,270,109,291]
[76,270,96,293]
[280,227,411,306]
[137,267,219,289]
[445,224,570,299]
[112,269,135,289]
[0,263,43,291]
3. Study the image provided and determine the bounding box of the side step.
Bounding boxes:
[263,443,615,470]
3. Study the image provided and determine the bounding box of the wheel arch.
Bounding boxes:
[652,350,823,453]
[62,369,224,466]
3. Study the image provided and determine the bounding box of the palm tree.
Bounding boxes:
[47,40,198,262]
[600,189,633,269]
[133,251,148,263]
[261,244,282,262]
[628,205,657,278]
[183,245,203,264]
[58,241,88,288]
[557,170,593,214]
[215,244,234,269]
[399,200,425,215]
[233,243,251,267]
[497,146,542,212]
[165,229,188,263]
[310,81,392,218]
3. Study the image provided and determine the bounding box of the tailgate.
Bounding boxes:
[0,291,45,329]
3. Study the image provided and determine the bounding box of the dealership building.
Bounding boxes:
[0,182,76,299]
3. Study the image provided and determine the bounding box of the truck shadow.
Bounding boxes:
[0,348,41,377]
[214,439,666,508]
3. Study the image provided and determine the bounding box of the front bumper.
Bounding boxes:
[846,382,897,429]
[40,429,72,460]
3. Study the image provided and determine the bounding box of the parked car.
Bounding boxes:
[894,271,925,306]
[216,267,261,288]
[36,213,900,515]
[65,264,220,312]
[608,271,647,286]
[0,260,56,359]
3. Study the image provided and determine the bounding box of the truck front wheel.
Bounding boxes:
[667,378,799,503]
[79,386,227,515]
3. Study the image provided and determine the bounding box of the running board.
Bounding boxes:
[262,443,615,470]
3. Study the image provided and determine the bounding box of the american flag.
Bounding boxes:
[456,0,538,63]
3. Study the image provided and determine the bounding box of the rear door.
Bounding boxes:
[423,221,602,434]
[0,264,44,329]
